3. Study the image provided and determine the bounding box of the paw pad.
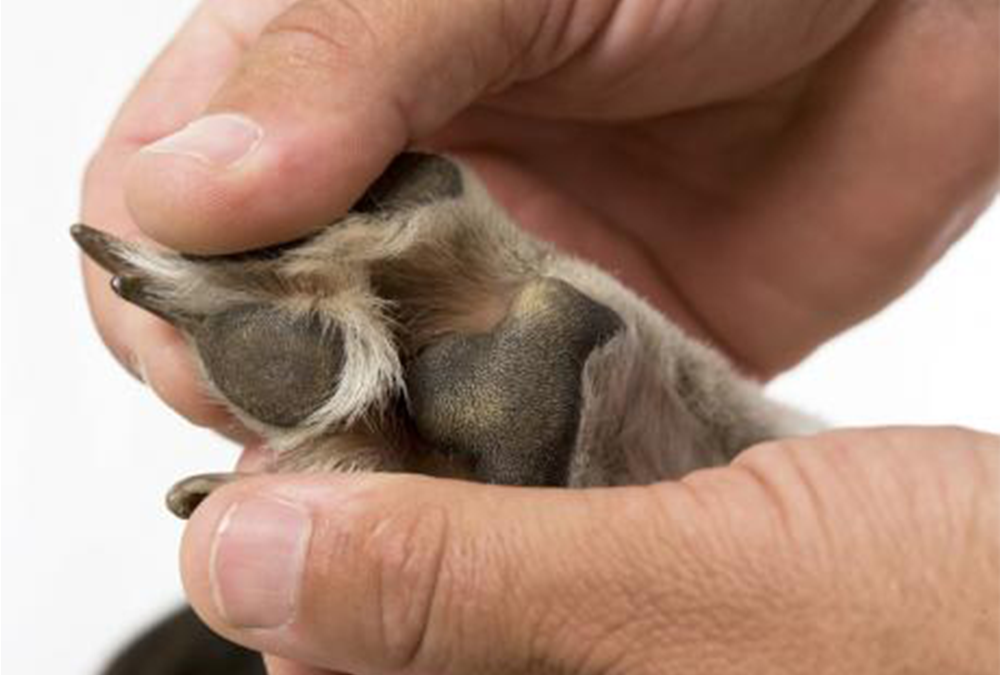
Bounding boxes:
[196,305,345,428]
[406,278,623,485]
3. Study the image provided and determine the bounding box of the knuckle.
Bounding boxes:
[259,0,381,75]
[364,499,452,670]
[733,437,833,531]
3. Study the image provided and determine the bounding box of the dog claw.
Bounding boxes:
[70,223,137,276]
[166,472,244,519]
[110,275,197,327]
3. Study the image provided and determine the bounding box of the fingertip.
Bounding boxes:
[124,141,280,255]
[124,112,403,255]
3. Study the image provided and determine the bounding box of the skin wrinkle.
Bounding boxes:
[256,8,371,83]
[591,0,721,105]
[444,26,506,130]
[727,452,798,550]
[554,540,634,674]
[513,541,575,674]
[773,444,837,567]
[636,481,790,673]
[503,0,553,88]
[473,0,529,96]
[284,0,381,60]
[578,561,673,674]
[357,4,521,143]
[612,484,725,662]
[543,0,610,77]
[572,0,871,117]
[375,505,451,672]
[500,0,615,88]
[523,524,634,674]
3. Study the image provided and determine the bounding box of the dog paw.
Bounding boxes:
[75,152,814,516]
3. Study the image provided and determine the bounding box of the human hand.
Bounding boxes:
[80,0,998,433]
[176,427,997,674]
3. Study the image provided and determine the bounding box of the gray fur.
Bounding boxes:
[72,152,817,518]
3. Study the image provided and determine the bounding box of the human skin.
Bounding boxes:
[77,0,999,672]
[182,427,998,675]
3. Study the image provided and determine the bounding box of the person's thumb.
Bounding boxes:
[180,471,703,674]
[124,0,550,255]
[179,428,997,674]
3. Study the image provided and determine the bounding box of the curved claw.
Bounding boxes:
[70,223,137,276]
[166,472,246,519]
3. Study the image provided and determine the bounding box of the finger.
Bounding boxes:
[177,466,810,673]
[124,0,554,255]
[179,473,677,673]
[80,0,296,424]
[179,428,998,674]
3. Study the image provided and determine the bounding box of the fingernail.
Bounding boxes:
[143,114,262,169]
[210,498,312,628]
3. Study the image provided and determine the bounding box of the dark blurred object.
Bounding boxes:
[102,606,265,675]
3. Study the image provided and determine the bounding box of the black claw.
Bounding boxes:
[166,473,242,519]
[109,274,138,298]
[166,488,209,520]
[109,274,160,318]
[70,223,136,276]
[110,274,197,328]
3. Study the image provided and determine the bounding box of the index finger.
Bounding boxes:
[79,0,294,428]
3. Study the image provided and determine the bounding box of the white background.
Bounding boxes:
[1,1,998,673]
